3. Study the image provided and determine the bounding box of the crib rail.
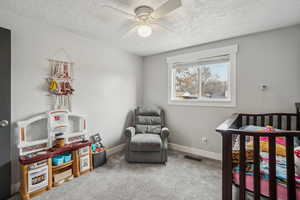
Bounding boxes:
[216,107,300,200]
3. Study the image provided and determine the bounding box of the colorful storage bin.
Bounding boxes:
[63,153,72,163]
[52,155,64,166]
[52,153,72,165]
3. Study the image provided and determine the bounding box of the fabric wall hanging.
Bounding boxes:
[47,54,74,111]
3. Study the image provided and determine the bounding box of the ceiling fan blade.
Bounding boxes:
[151,22,176,34]
[151,0,182,19]
[152,22,187,42]
[101,5,136,18]
[121,23,138,39]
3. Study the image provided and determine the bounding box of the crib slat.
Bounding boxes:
[269,136,277,200]
[286,136,296,200]
[297,115,300,130]
[253,136,260,200]
[239,135,246,200]
[297,113,300,130]
[278,115,282,129]
[246,116,250,125]
[269,116,273,126]
[261,116,265,127]
[222,134,232,200]
[237,115,243,128]
[253,116,257,126]
[287,116,291,130]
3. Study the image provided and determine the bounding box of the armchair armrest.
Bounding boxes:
[161,127,170,139]
[125,127,135,138]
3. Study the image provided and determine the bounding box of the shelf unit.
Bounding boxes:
[19,142,92,200]
[52,160,73,172]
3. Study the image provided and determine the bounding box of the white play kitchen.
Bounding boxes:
[17,110,92,200]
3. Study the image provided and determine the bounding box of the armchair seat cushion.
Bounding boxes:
[130,134,162,152]
[136,116,161,125]
[136,124,161,134]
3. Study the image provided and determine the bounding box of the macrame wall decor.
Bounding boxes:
[47,52,74,111]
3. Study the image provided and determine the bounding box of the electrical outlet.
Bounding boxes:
[201,137,208,144]
[260,84,268,91]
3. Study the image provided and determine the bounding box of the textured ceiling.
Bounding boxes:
[1,0,300,56]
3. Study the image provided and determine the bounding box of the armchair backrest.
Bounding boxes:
[133,106,165,134]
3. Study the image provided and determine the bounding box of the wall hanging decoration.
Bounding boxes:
[47,56,74,111]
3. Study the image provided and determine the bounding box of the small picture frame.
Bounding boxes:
[80,155,90,172]
[92,133,102,144]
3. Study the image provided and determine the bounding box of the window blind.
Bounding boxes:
[173,54,230,68]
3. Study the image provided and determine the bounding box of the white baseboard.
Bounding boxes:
[106,143,126,157]
[105,143,221,161]
[168,143,222,161]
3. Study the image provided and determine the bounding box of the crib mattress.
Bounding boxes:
[233,172,300,200]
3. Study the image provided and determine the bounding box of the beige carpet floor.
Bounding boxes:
[14,151,222,200]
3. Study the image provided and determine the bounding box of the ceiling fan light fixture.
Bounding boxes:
[137,24,152,38]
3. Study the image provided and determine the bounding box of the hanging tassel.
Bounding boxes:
[47,57,74,111]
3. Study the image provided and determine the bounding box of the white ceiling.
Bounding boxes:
[1,0,300,56]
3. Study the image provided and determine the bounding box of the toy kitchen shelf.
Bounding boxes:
[52,160,73,172]
[19,141,93,200]
[17,110,92,200]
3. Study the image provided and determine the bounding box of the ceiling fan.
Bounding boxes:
[101,0,182,38]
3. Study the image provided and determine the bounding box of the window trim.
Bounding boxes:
[167,45,238,107]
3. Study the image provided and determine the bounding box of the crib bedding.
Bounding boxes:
[232,172,300,200]
[232,154,300,199]
[232,125,300,163]
[236,125,300,146]
[232,125,300,199]
[233,157,300,187]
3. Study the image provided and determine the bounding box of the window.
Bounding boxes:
[167,45,237,107]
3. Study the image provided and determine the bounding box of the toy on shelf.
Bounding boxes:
[54,133,65,148]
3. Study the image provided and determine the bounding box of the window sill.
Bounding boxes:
[168,99,236,107]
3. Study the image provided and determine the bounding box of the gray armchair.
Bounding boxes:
[125,106,169,163]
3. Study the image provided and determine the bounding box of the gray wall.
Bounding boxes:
[0,10,143,188]
[143,25,300,154]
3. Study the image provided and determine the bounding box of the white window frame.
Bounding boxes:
[167,45,238,107]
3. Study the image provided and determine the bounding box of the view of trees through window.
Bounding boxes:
[175,63,229,99]
[175,66,199,98]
